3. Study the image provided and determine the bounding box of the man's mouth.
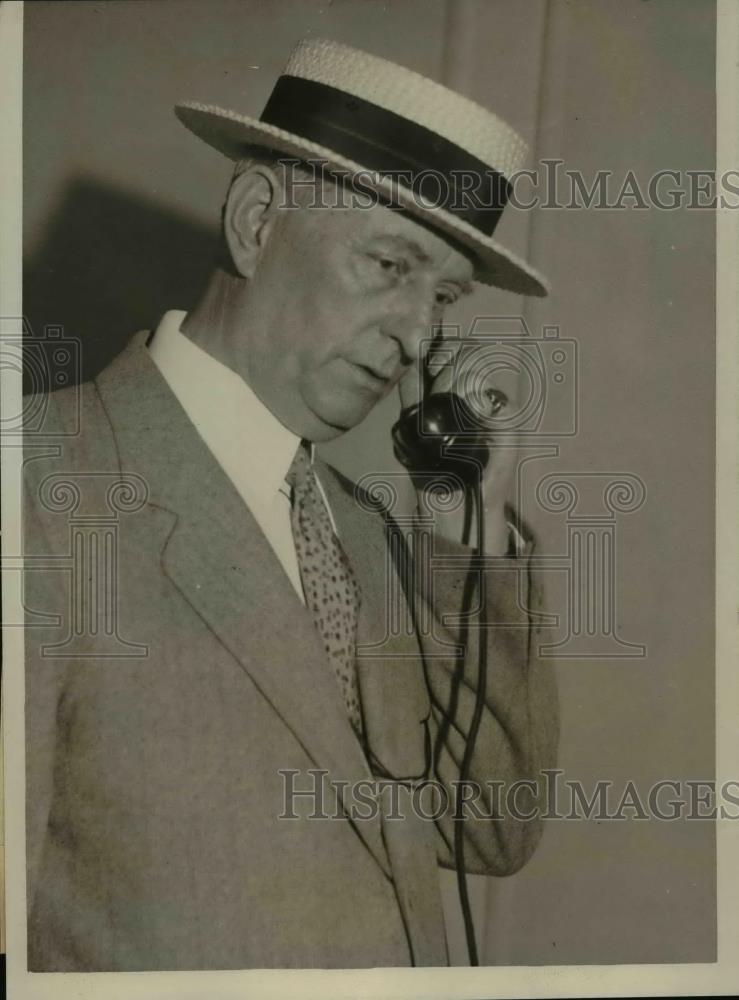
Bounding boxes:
[344,359,394,393]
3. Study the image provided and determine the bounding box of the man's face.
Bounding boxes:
[240,195,475,441]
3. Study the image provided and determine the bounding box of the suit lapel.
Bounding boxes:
[94,330,391,878]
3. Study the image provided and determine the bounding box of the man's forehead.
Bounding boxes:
[340,200,477,282]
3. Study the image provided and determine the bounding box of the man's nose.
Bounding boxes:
[381,290,436,366]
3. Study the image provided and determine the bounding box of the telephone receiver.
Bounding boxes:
[391,336,501,482]
[391,392,489,481]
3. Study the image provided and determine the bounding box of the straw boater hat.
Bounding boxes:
[175,37,549,297]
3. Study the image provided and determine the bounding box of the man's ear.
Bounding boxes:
[223,165,281,278]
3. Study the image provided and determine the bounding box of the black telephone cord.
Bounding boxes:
[454,471,488,967]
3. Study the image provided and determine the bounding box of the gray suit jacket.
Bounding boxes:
[24,330,559,970]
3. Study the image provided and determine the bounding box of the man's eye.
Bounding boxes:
[435,289,457,307]
[377,257,401,274]
[369,253,406,278]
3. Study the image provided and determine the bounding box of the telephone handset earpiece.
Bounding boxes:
[391,390,490,481]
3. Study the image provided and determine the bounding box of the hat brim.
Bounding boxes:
[175,101,549,297]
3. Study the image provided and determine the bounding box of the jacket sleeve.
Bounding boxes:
[412,519,560,876]
[23,440,70,905]
[22,384,93,910]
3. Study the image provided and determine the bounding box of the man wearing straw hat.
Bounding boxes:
[24,37,559,970]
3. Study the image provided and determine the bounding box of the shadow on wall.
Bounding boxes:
[23,175,218,391]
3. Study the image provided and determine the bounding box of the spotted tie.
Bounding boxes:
[287,443,363,738]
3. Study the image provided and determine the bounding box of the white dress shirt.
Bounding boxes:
[147,309,326,600]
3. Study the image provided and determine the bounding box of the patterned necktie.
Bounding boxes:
[287,443,364,739]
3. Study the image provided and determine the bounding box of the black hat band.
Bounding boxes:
[260,75,512,237]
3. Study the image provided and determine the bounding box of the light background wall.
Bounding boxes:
[23,0,716,966]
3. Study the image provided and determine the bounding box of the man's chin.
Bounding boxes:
[303,397,376,441]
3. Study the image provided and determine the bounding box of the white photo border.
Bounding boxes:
[2,1,737,996]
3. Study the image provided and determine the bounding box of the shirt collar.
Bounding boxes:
[147,310,302,511]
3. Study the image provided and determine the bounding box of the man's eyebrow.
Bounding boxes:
[371,236,475,292]
[369,234,432,264]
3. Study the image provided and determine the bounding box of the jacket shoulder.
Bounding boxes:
[23,378,119,473]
